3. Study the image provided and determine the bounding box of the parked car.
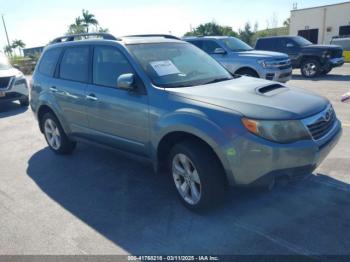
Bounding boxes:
[184,36,292,83]
[330,36,350,62]
[255,36,344,78]
[0,52,29,106]
[31,33,342,210]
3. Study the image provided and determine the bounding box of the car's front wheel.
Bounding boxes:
[42,112,76,154]
[168,140,227,211]
[301,59,320,78]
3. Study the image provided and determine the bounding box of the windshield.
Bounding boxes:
[0,53,12,70]
[222,37,253,51]
[127,42,233,88]
[293,36,313,46]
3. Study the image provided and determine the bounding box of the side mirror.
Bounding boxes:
[213,47,226,55]
[117,73,135,90]
[286,43,295,48]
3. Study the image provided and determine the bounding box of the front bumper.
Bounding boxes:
[261,67,293,83]
[328,57,344,67]
[225,118,342,186]
[0,78,28,103]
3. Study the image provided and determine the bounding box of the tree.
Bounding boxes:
[4,45,13,56]
[239,23,254,45]
[11,39,25,56]
[184,22,238,37]
[283,18,291,31]
[68,17,86,34]
[81,9,98,33]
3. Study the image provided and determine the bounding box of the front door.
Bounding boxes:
[85,45,149,156]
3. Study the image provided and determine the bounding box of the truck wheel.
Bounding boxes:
[236,68,259,78]
[41,112,76,154]
[301,59,320,78]
[168,140,227,211]
[19,97,29,107]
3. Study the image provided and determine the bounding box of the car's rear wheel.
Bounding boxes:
[168,140,227,211]
[42,112,76,154]
[19,97,29,107]
[301,59,320,78]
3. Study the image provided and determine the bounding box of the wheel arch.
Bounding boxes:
[234,67,260,77]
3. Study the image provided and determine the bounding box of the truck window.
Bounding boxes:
[38,48,62,77]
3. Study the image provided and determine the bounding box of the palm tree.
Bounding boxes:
[81,9,98,33]
[11,39,25,56]
[68,17,85,34]
[4,45,13,57]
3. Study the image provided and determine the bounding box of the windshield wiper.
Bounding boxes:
[202,77,232,85]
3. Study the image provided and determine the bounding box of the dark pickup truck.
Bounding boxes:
[255,36,344,78]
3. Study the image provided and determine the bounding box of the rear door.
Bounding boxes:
[85,45,149,155]
[276,38,300,63]
[50,45,90,135]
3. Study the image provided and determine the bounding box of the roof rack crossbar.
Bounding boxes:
[50,33,120,44]
[122,34,180,40]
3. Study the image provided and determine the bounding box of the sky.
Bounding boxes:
[0,0,346,49]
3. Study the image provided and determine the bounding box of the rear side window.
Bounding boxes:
[59,46,89,82]
[38,48,61,77]
[256,39,274,50]
[93,46,134,88]
[188,40,203,49]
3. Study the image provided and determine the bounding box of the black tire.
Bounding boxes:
[300,59,321,78]
[41,112,76,154]
[236,68,259,78]
[19,97,29,107]
[168,140,227,211]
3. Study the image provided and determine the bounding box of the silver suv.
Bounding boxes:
[31,33,341,210]
[0,52,29,106]
[184,36,292,83]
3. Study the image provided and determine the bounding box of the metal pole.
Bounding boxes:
[2,14,11,47]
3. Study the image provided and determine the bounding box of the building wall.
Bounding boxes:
[290,2,350,44]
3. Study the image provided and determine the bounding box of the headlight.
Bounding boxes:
[14,73,27,86]
[322,51,331,59]
[258,59,278,69]
[242,118,310,143]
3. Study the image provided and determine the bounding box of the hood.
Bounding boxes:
[238,50,289,59]
[303,44,342,50]
[167,77,328,120]
[0,67,20,78]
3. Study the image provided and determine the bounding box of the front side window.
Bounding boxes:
[127,42,233,88]
[222,37,253,51]
[201,40,221,53]
[93,46,134,88]
[59,46,89,82]
[0,53,12,70]
[39,48,61,77]
[292,36,312,46]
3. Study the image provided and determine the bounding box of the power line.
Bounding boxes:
[2,14,11,47]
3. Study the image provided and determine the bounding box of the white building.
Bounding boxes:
[290,1,350,44]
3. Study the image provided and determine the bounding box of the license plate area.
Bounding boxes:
[0,91,6,97]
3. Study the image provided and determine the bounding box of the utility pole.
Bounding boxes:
[2,14,11,47]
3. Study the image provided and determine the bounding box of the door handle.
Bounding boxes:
[64,91,78,99]
[86,94,98,101]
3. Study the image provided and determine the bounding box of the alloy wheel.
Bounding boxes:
[44,119,61,150]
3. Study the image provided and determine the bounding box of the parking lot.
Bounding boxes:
[0,64,349,256]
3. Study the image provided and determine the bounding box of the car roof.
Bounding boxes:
[46,35,185,50]
[183,36,231,40]
[258,35,296,40]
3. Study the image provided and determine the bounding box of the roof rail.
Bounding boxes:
[122,34,181,40]
[50,33,120,44]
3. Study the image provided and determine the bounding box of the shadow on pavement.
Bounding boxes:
[0,102,28,118]
[26,144,350,255]
[292,73,350,82]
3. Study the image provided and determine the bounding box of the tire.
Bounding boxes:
[19,97,29,107]
[300,59,321,78]
[236,68,259,78]
[168,140,227,211]
[41,112,76,154]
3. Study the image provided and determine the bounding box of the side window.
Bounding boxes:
[188,41,203,49]
[256,39,273,50]
[93,46,134,88]
[59,46,89,82]
[202,40,221,53]
[38,48,61,77]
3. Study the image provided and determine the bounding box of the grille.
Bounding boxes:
[306,106,336,140]
[331,49,343,58]
[0,77,12,89]
[276,59,292,70]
